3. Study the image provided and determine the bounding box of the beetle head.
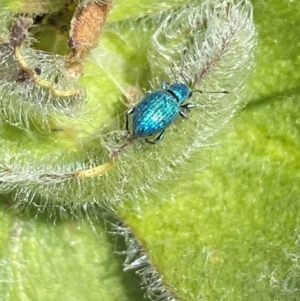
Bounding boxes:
[168,83,192,104]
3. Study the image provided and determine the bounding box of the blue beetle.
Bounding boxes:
[110,82,228,158]
[126,81,197,143]
[126,81,228,144]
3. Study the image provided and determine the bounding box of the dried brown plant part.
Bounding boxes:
[9,17,33,48]
[65,60,84,79]
[8,17,82,97]
[14,46,82,97]
[68,1,112,61]
[0,16,86,130]
[120,85,144,108]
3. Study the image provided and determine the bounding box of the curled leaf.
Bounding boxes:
[0,0,256,211]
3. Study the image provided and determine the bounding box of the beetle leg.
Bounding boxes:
[180,102,196,118]
[161,81,170,90]
[179,111,188,119]
[181,102,196,111]
[126,107,135,132]
[145,130,165,144]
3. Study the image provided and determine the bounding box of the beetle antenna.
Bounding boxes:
[192,90,229,94]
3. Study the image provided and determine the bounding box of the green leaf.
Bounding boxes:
[116,0,300,300]
[0,1,255,206]
[0,201,146,300]
[3,0,70,13]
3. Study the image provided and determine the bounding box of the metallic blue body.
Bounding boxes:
[128,82,192,141]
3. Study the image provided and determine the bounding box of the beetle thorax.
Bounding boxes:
[167,83,192,104]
